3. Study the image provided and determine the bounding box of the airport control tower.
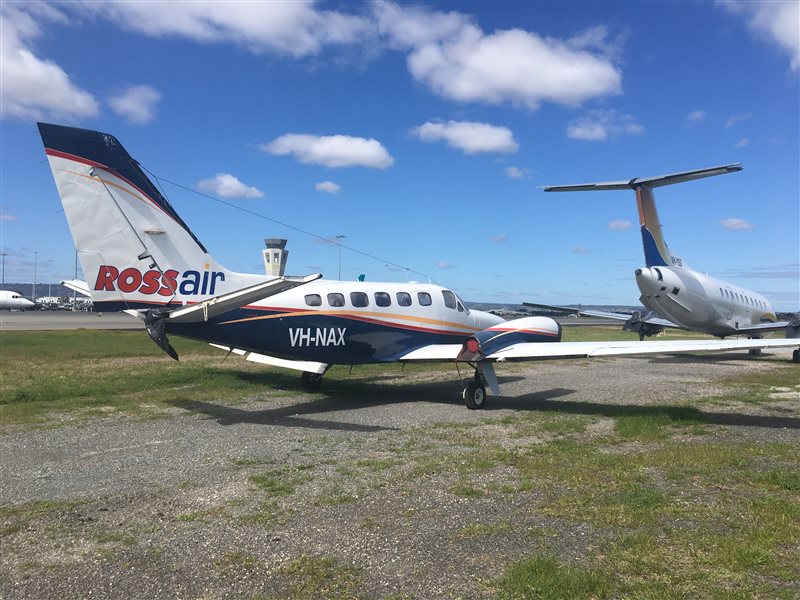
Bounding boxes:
[263,238,288,277]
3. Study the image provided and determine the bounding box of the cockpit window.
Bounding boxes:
[653,268,663,282]
[442,290,457,310]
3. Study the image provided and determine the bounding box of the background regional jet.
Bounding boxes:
[37,123,800,409]
[531,166,799,353]
[0,290,35,310]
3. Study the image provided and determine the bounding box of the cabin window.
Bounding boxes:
[304,294,321,307]
[374,292,391,307]
[350,291,369,308]
[327,293,345,307]
[417,292,432,306]
[396,292,412,307]
[442,290,457,310]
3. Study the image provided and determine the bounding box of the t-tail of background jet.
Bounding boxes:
[544,163,743,268]
[38,123,265,311]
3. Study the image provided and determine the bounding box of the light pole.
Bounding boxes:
[48,259,53,299]
[33,251,38,301]
[336,234,346,280]
[1,252,6,288]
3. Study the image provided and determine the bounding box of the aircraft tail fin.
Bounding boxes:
[543,164,742,268]
[38,122,259,311]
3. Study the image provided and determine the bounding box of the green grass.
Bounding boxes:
[275,555,366,600]
[249,468,311,497]
[493,554,611,600]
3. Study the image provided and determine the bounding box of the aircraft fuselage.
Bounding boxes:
[636,266,776,338]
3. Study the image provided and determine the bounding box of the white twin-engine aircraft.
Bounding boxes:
[37,123,800,409]
[536,166,800,354]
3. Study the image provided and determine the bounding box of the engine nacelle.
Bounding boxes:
[457,316,561,361]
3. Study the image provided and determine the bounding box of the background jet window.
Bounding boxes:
[374,292,391,307]
[304,294,321,307]
[442,290,457,310]
[417,292,432,306]
[396,292,412,307]
[327,293,345,307]
[350,291,369,307]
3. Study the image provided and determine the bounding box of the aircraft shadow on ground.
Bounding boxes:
[645,352,791,366]
[509,395,800,430]
[170,369,798,431]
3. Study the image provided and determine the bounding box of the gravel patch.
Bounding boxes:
[1,350,798,598]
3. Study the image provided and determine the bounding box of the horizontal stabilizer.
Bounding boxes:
[544,163,742,192]
[60,279,91,296]
[167,273,321,323]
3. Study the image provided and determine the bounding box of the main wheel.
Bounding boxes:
[462,381,486,410]
[300,371,323,392]
[793,349,800,364]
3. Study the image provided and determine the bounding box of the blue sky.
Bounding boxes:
[1,0,798,309]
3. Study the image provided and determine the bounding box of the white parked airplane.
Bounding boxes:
[37,123,800,408]
[0,290,35,310]
[536,165,799,357]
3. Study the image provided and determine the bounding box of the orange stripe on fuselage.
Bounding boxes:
[219,307,479,333]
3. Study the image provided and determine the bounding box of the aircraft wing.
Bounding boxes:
[400,337,799,363]
[732,321,794,335]
[522,301,680,329]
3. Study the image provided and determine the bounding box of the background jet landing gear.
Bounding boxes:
[793,348,800,364]
[300,371,323,392]
[462,369,487,410]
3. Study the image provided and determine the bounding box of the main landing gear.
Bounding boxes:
[300,371,323,392]
[793,348,800,364]
[462,370,487,410]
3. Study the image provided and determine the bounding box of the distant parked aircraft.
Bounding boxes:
[536,165,799,361]
[0,290,35,310]
[38,123,800,409]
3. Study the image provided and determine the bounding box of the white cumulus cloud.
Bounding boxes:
[567,109,644,141]
[80,1,371,59]
[406,27,622,109]
[261,134,394,169]
[505,166,527,179]
[0,214,17,222]
[608,219,633,230]
[735,137,749,149]
[435,260,456,269]
[0,4,99,121]
[315,181,341,194]
[490,233,508,244]
[721,217,754,230]
[411,120,518,154]
[109,85,161,124]
[725,112,753,128]
[197,173,264,199]
[719,1,799,70]
[686,109,706,124]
